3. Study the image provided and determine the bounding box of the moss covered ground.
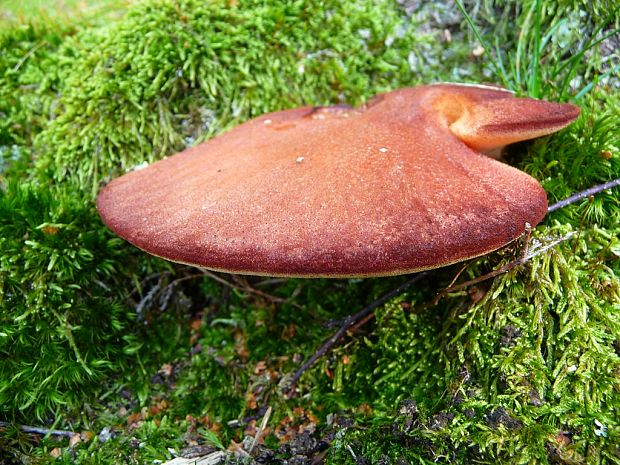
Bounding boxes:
[0,0,618,463]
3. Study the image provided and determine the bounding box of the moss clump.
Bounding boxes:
[0,181,142,420]
[0,22,72,175]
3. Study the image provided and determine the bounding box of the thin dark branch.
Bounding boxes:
[0,421,76,438]
[254,278,290,287]
[547,178,620,213]
[201,269,299,307]
[439,231,576,297]
[128,270,172,299]
[226,405,270,428]
[285,272,428,397]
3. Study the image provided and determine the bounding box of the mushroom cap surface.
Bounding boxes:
[97,84,580,277]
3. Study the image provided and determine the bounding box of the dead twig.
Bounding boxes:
[13,41,47,72]
[547,178,620,213]
[161,452,227,465]
[248,405,272,454]
[128,270,172,300]
[254,278,290,287]
[133,267,299,314]
[285,272,428,397]
[201,269,300,308]
[0,421,76,438]
[439,231,576,298]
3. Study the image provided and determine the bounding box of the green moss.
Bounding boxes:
[0,12,124,178]
[0,181,143,419]
[0,22,69,164]
[0,177,198,426]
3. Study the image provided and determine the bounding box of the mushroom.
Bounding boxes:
[97,83,580,277]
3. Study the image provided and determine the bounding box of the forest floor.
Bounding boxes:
[1,0,619,464]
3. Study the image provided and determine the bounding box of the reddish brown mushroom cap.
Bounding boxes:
[97,84,580,277]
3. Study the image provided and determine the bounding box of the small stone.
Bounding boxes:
[98,426,113,443]
[69,433,81,448]
[398,399,418,418]
[429,411,454,430]
[529,389,543,406]
[358,28,371,39]
[81,431,95,442]
[131,161,149,172]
